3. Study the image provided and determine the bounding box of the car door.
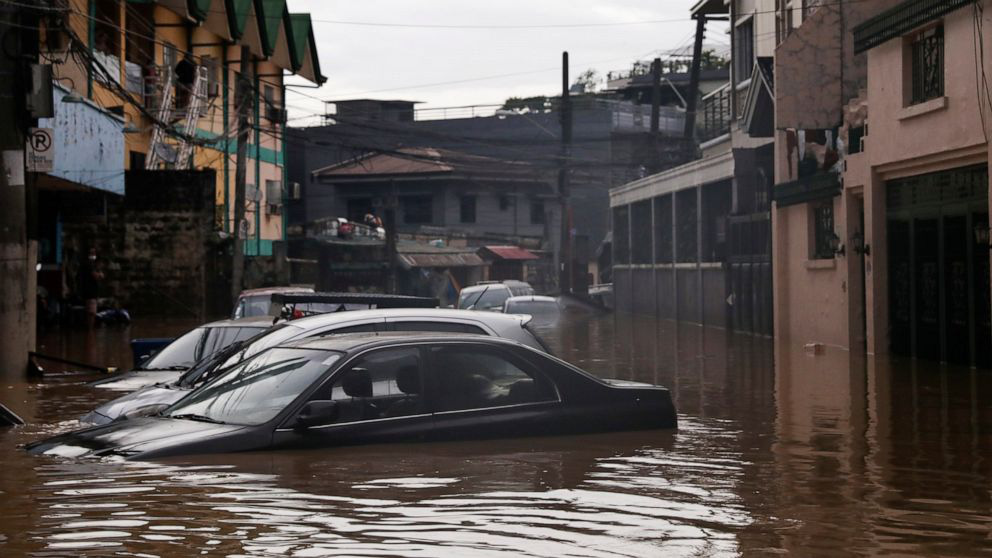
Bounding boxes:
[271,346,433,449]
[425,343,562,442]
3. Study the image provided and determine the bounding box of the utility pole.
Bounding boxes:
[683,16,707,140]
[231,45,251,304]
[650,57,661,134]
[0,3,34,379]
[385,180,398,294]
[558,51,572,295]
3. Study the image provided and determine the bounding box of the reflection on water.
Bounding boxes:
[1,314,992,556]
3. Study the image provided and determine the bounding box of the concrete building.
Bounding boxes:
[771,0,992,367]
[608,0,776,335]
[39,0,323,259]
[310,146,560,292]
[286,92,702,290]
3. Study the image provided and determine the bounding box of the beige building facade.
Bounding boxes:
[773,0,992,367]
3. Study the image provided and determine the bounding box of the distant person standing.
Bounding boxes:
[78,247,104,328]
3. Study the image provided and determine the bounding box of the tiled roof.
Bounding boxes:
[313,147,551,184]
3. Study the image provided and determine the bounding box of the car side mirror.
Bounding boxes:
[295,400,338,429]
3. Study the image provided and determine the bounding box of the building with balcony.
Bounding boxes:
[770,0,992,367]
[29,0,323,318]
[607,0,777,335]
[39,0,324,258]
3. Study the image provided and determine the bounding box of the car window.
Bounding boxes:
[235,295,270,318]
[504,301,559,315]
[317,323,378,335]
[390,321,487,335]
[430,347,557,412]
[459,288,510,310]
[165,348,340,426]
[141,327,205,370]
[310,348,425,423]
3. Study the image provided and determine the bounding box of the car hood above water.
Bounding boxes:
[81,385,190,425]
[25,417,248,459]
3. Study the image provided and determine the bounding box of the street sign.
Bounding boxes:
[26,128,54,173]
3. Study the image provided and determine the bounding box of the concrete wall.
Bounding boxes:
[62,171,227,320]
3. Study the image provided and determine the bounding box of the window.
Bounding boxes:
[430,348,556,412]
[734,18,755,84]
[530,200,545,224]
[812,202,836,260]
[499,196,510,211]
[460,195,476,223]
[402,195,433,224]
[910,26,943,105]
[318,348,425,422]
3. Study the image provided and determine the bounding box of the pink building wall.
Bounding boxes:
[774,1,992,357]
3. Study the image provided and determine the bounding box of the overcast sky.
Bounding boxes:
[284,0,726,125]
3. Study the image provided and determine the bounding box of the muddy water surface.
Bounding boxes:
[2,314,992,556]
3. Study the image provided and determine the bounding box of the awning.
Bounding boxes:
[479,245,539,261]
[398,252,486,269]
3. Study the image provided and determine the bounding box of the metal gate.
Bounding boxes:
[887,164,991,367]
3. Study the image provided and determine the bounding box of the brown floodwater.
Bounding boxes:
[2,313,992,556]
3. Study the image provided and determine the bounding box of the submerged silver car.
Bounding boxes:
[81,309,550,425]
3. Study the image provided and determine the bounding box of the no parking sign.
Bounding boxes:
[26,128,54,173]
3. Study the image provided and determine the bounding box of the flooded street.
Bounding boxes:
[2,314,992,556]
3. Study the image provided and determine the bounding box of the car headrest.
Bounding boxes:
[342,368,372,397]
[395,365,420,395]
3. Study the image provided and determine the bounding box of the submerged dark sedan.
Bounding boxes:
[27,334,676,460]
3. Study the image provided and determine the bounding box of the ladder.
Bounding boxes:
[175,65,209,170]
[145,65,174,170]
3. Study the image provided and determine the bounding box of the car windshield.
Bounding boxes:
[458,287,510,309]
[142,325,266,371]
[219,324,304,369]
[175,325,288,388]
[165,348,341,426]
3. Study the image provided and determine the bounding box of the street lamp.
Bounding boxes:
[828,232,845,257]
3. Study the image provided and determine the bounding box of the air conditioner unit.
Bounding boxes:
[245,184,262,202]
[265,180,283,205]
[266,203,281,215]
[288,181,301,200]
[207,81,220,98]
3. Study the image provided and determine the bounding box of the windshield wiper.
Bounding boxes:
[170,413,225,424]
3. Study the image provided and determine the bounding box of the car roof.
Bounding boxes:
[201,316,277,328]
[280,331,525,353]
[238,286,313,298]
[506,295,557,303]
[285,307,530,330]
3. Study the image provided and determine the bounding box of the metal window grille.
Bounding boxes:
[910,26,943,104]
[813,203,835,260]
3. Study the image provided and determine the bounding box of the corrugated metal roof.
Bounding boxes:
[480,245,539,261]
[398,252,486,269]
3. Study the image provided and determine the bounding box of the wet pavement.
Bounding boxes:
[2,313,992,556]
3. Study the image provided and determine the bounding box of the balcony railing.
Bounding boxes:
[698,82,731,142]
[853,0,970,54]
[772,172,841,208]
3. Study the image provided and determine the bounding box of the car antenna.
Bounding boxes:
[469,285,490,309]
